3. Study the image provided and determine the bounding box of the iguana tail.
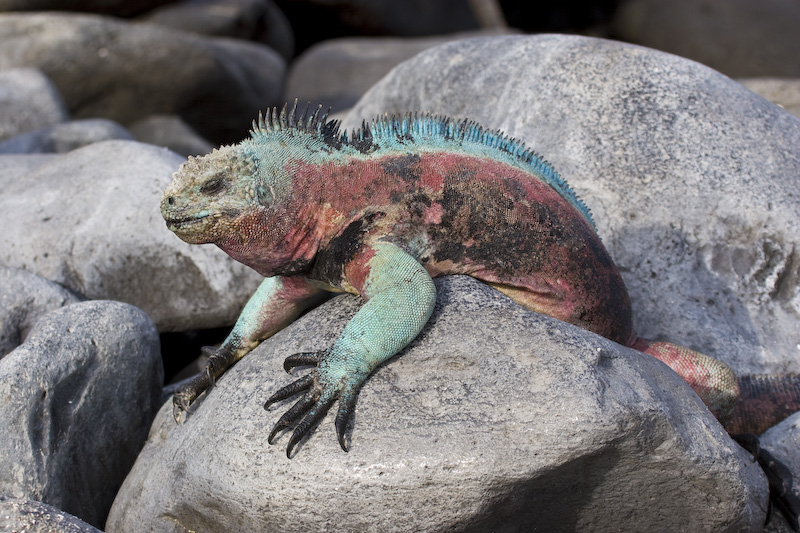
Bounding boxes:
[632,338,800,529]
[631,338,800,434]
[726,374,800,435]
[630,338,740,425]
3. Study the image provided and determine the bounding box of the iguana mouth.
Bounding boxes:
[166,213,210,229]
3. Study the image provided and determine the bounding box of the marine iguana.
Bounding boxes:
[161,102,800,525]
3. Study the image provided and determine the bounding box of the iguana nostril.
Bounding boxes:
[168,196,175,205]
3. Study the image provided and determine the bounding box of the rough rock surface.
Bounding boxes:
[285,30,514,113]
[611,0,800,78]
[0,118,134,154]
[0,140,263,331]
[0,266,82,358]
[0,13,285,143]
[0,68,67,142]
[0,495,103,533]
[343,34,800,378]
[106,276,766,533]
[0,300,162,528]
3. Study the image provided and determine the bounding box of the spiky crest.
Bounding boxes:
[249,102,594,228]
[251,98,338,139]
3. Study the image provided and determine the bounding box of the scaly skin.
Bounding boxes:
[161,103,799,459]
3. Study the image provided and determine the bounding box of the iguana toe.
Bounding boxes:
[285,398,335,458]
[264,372,315,409]
[264,349,367,456]
[172,345,242,423]
[335,392,358,452]
[172,371,211,422]
[283,351,320,372]
[267,391,315,443]
[172,398,187,424]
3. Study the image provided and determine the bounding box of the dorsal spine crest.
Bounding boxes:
[250,103,594,228]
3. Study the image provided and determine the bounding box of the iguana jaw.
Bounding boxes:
[163,211,214,243]
[160,193,223,244]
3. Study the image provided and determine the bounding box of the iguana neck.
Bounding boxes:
[216,201,333,278]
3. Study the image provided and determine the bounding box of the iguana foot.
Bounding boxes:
[172,345,238,423]
[264,348,365,457]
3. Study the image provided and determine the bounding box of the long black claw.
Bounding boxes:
[172,401,186,424]
[268,393,315,443]
[286,402,333,458]
[335,396,357,452]
[264,373,314,409]
[284,352,320,372]
[173,391,190,416]
[172,372,211,423]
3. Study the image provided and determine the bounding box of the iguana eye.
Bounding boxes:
[256,184,274,207]
[200,175,226,195]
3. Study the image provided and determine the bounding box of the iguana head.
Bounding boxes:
[161,103,351,276]
[161,145,280,246]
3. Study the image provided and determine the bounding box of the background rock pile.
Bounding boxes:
[0,1,798,531]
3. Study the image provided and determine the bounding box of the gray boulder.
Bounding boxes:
[0,68,67,142]
[0,140,263,331]
[0,300,162,528]
[0,266,82,358]
[761,411,800,483]
[343,34,800,378]
[761,412,800,533]
[286,30,515,113]
[106,276,766,533]
[128,114,214,157]
[0,118,134,154]
[140,0,295,61]
[611,0,800,78]
[0,13,285,143]
[0,495,103,533]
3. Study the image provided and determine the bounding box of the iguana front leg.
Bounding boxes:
[264,241,437,457]
[173,275,323,422]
